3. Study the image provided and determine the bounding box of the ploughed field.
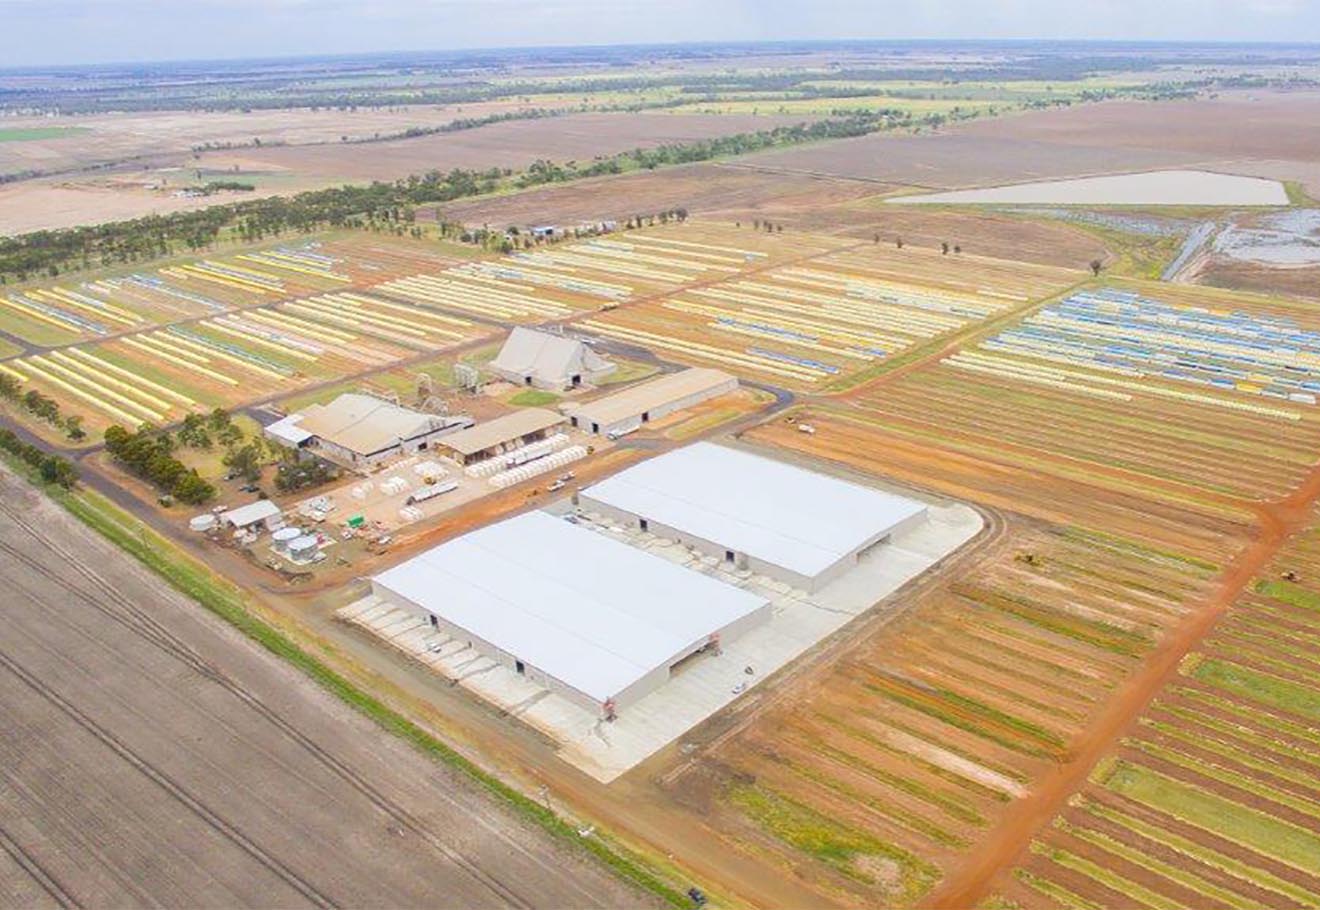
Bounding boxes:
[992,512,1320,910]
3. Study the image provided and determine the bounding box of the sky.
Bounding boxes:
[1,0,1318,67]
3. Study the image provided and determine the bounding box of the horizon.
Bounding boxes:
[4,0,1320,68]
[5,36,1320,74]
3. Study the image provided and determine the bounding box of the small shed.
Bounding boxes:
[436,408,568,466]
[220,500,284,533]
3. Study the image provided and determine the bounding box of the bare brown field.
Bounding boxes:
[1195,260,1320,301]
[440,163,1109,269]
[0,175,321,236]
[804,205,1111,269]
[0,101,578,178]
[439,161,892,228]
[196,112,822,183]
[736,132,1194,191]
[958,90,1320,164]
[0,466,652,909]
[739,91,1320,193]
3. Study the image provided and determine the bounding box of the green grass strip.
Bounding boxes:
[1057,526,1219,574]
[1192,658,1320,721]
[821,710,1012,803]
[1170,685,1320,748]
[957,583,1150,659]
[860,677,1054,760]
[1058,819,1264,910]
[727,784,940,901]
[47,483,688,907]
[1101,760,1320,878]
[507,389,560,407]
[1156,703,1320,772]
[1126,737,1320,822]
[1254,579,1320,614]
[1013,868,1106,910]
[813,730,985,825]
[1031,842,1185,910]
[783,754,968,849]
[1081,799,1320,909]
[1140,716,1320,791]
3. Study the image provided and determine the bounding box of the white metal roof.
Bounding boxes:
[221,499,282,527]
[372,510,768,704]
[491,327,613,384]
[295,394,441,456]
[264,414,314,446]
[581,443,926,579]
[437,407,565,455]
[572,368,735,427]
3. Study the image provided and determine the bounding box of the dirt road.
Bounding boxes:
[0,465,655,909]
[924,417,1320,909]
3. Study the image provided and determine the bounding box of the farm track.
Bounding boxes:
[0,820,81,910]
[926,444,1320,908]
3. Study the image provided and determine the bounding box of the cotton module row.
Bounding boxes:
[984,290,1320,405]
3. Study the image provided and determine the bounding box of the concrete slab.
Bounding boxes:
[337,495,983,783]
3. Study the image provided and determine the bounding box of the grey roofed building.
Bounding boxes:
[569,368,737,436]
[220,499,283,531]
[436,407,567,465]
[266,393,473,471]
[490,327,615,391]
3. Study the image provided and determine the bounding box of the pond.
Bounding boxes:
[890,169,1287,207]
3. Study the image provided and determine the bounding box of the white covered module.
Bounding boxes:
[370,510,770,716]
[579,442,927,591]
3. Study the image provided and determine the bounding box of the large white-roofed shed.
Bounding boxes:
[578,443,928,592]
[369,510,770,716]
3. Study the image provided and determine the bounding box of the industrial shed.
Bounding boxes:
[370,511,770,716]
[490,327,615,390]
[579,443,928,592]
[265,394,472,471]
[569,368,737,436]
[436,407,567,466]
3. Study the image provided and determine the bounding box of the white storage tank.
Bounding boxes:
[189,514,216,532]
[272,527,302,552]
[288,535,319,562]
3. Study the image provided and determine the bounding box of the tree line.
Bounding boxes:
[0,111,891,283]
[0,427,79,488]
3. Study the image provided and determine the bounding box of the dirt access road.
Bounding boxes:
[0,465,654,910]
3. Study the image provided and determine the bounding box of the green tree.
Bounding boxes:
[172,470,215,505]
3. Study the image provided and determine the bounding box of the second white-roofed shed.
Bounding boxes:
[578,443,928,592]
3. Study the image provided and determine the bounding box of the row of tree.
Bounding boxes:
[0,427,78,488]
[0,372,84,439]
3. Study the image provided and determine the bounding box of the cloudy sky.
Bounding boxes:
[2,0,1317,67]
